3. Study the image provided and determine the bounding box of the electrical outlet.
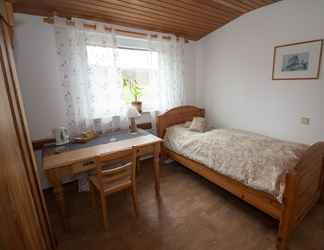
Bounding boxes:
[301,117,310,125]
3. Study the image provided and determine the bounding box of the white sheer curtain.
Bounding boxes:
[55,22,126,135]
[54,18,185,135]
[149,35,185,113]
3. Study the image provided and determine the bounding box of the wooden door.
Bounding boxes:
[0,8,55,250]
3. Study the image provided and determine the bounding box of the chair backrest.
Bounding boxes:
[95,148,136,190]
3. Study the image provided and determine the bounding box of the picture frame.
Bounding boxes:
[272,39,323,80]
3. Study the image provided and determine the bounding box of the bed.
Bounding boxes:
[156,106,324,250]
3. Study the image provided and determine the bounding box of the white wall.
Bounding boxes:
[196,0,324,144]
[15,14,66,140]
[183,41,197,105]
[17,0,324,146]
[14,13,197,140]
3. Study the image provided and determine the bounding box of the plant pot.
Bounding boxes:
[131,101,142,113]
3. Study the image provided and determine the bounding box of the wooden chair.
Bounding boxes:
[89,147,138,231]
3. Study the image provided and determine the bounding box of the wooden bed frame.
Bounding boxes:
[156,106,324,250]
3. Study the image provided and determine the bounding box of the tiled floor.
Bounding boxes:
[45,159,324,250]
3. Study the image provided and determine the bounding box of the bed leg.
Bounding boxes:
[277,231,290,250]
[320,183,324,204]
[320,195,324,205]
[277,216,292,250]
[319,159,324,204]
[277,171,298,250]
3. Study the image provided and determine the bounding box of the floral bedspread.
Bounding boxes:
[164,125,309,202]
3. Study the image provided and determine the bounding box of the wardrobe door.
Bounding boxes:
[0,15,55,250]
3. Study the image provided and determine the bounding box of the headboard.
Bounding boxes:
[156,106,205,138]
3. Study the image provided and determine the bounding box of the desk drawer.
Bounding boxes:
[72,159,96,174]
[135,144,155,156]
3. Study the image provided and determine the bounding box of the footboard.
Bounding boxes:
[278,142,324,250]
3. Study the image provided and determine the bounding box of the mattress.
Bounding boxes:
[164,125,309,202]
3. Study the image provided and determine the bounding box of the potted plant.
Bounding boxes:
[123,78,144,113]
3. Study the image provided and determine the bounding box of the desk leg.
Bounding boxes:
[46,171,69,231]
[154,142,161,196]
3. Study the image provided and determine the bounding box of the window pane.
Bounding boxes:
[117,48,158,69]
[86,45,159,116]
[118,48,158,110]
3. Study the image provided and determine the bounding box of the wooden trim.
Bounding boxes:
[316,39,322,79]
[158,105,324,250]
[0,17,55,250]
[273,39,324,50]
[3,20,55,250]
[272,39,323,80]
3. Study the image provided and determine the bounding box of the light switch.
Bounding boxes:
[301,117,310,125]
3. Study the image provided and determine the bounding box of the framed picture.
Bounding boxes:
[272,39,323,80]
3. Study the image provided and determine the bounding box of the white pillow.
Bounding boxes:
[183,121,192,128]
[189,117,207,132]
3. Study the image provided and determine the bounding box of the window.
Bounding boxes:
[55,24,184,134]
[117,48,158,110]
[86,45,158,118]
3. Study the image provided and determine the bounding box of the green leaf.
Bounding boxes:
[122,77,144,102]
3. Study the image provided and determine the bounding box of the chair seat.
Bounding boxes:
[90,176,132,194]
[101,160,130,171]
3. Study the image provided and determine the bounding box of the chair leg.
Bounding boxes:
[131,185,138,217]
[100,193,109,231]
[136,158,141,173]
[89,183,96,208]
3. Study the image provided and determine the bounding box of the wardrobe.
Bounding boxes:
[0,1,54,250]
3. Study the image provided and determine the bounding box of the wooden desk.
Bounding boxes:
[43,131,162,230]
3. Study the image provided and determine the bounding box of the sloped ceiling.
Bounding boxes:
[13,0,278,41]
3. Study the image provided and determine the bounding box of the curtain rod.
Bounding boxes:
[43,16,189,43]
